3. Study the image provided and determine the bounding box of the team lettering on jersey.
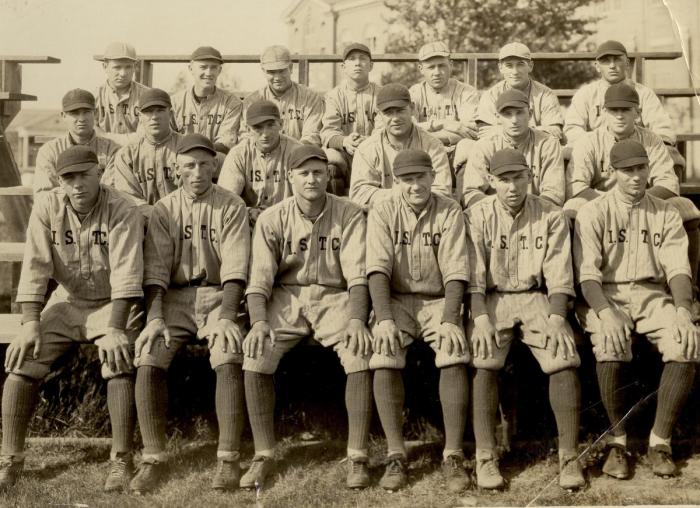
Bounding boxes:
[181,224,219,242]
[102,103,140,118]
[180,113,225,129]
[136,166,176,183]
[496,234,545,250]
[283,107,305,121]
[284,235,341,254]
[250,168,283,183]
[421,104,458,120]
[605,227,662,246]
[51,229,108,246]
[393,229,442,247]
[339,110,378,127]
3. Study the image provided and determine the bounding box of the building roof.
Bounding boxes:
[7,108,62,136]
[284,0,381,21]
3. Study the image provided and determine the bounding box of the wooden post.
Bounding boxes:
[467,57,478,88]
[137,60,154,87]
[298,58,310,86]
[634,56,645,84]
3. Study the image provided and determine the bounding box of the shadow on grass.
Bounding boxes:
[27,445,107,482]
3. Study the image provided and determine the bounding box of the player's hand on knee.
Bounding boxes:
[673,307,700,360]
[438,321,467,356]
[243,320,274,358]
[472,314,500,359]
[345,318,373,356]
[544,315,576,360]
[135,318,171,359]
[373,319,402,356]
[98,328,133,374]
[248,207,262,226]
[5,320,42,372]
[598,307,631,356]
[210,318,244,355]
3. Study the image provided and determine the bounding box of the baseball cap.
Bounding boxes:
[490,149,529,176]
[62,89,95,112]
[103,42,137,61]
[498,42,531,61]
[610,139,649,169]
[377,83,411,111]
[191,46,223,63]
[246,100,281,126]
[342,42,372,60]
[289,145,328,169]
[604,82,639,108]
[139,88,171,110]
[393,149,433,176]
[418,41,450,61]
[261,45,292,71]
[56,146,99,176]
[177,133,217,156]
[496,89,529,113]
[596,40,627,59]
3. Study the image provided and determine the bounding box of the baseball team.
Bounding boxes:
[1,38,698,496]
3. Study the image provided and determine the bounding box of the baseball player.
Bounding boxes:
[462,89,565,209]
[0,146,144,493]
[477,42,564,141]
[170,46,242,154]
[321,42,381,195]
[218,100,301,224]
[241,45,323,146]
[34,89,120,194]
[128,134,250,493]
[465,148,583,490]
[565,83,700,288]
[94,42,149,146]
[367,149,470,492]
[349,84,452,208]
[409,41,479,184]
[240,146,373,490]
[574,139,699,479]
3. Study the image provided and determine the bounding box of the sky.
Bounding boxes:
[1,0,295,109]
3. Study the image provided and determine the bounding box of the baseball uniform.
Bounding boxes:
[322,82,381,147]
[95,80,150,144]
[410,78,479,139]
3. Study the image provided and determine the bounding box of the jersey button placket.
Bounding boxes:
[626,206,638,280]
[79,215,91,280]
[508,217,519,288]
[410,216,421,282]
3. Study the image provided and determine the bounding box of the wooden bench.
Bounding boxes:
[0,314,22,343]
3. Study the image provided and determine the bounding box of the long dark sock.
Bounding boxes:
[244,371,276,453]
[549,369,581,451]
[107,375,135,456]
[472,368,498,450]
[1,374,39,457]
[215,363,245,455]
[345,371,372,453]
[373,369,405,455]
[652,362,696,439]
[134,366,168,457]
[596,362,626,437]
[439,365,468,454]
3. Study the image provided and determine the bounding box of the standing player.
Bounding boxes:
[409,41,479,183]
[367,149,470,492]
[241,45,323,146]
[0,146,144,492]
[218,100,301,225]
[34,89,120,193]
[170,46,242,155]
[462,89,564,208]
[240,146,373,490]
[321,42,381,195]
[349,84,452,208]
[466,149,583,490]
[94,42,149,145]
[129,134,250,493]
[477,43,563,141]
[574,140,699,479]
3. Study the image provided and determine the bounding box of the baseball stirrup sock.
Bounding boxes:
[549,368,581,451]
[107,375,135,456]
[1,374,39,456]
[373,369,405,455]
[439,365,468,454]
[652,362,696,440]
[345,371,372,453]
[244,371,276,452]
[596,362,626,436]
[215,364,244,454]
[472,368,499,450]
[135,366,168,456]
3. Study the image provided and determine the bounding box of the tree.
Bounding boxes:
[382,0,603,90]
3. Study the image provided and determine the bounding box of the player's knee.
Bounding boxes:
[8,362,50,382]
[369,351,406,370]
[209,351,244,370]
[470,355,506,371]
[541,353,581,375]
[434,350,470,368]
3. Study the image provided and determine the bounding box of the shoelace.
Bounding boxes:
[249,458,266,475]
[385,458,404,475]
[0,457,14,470]
[350,459,366,473]
[445,456,463,472]
[217,460,235,474]
[108,458,128,477]
[479,457,499,475]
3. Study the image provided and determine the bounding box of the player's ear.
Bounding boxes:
[287,169,294,183]
[418,63,424,72]
[486,173,496,186]
[368,61,374,71]
[594,60,602,74]
[188,62,194,73]
[527,61,534,72]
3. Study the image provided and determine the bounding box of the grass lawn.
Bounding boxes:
[3,436,700,507]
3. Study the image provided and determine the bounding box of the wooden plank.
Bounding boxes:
[0,243,24,262]
[678,134,700,142]
[0,186,32,196]
[681,183,700,195]
[0,92,37,101]
[0,56,60,64]
[656,88,700,97]
[0,314,22,343]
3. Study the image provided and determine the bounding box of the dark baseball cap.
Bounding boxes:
[610,139,649,169]
[177,133,217,156]
[496,89,529,113]
[377,83,411,111]
[246,100,281,126]
[62,89,95,112]
[490,149,529,176]
[604,82,639,108]
[56,146,99,176]
[139,88,171,110]
[289,145,328,169]
[393,149,433,177]
[596,40,627,59]
[191,46,223,63]
[343,42,371,60]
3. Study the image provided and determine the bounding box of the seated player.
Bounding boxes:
[34,89,120,193]
[349,84,452,208]
[321,42,381,195]
[466,149,583,490]
[574,140,699,479]
[0,146,144,492]
[170,46,243,155]
[477,43,563,141]
[129,134,250,493]
[218,100,301,225]
[462,89,564,208]
[241,146,374,490]
[367,149,471,492]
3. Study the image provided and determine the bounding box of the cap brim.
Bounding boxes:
[179,143,217,156]
[419,51,450,61]
[291,154,328,168]
[103,55,137,61]
[57,162,97,176]
[596,50,625,59]
[491,164,529,176]
[394,166,431,177]
[140,100,171,110]
[344,49,371,60]
[63,102,95,112]
[497,100,529,112]
[612,156,648,169]
[192,55,223,63]
[378,99,410,111]
[261,61,291,70]
[604,100,637,108]
[247,114,280,126]
[499,53,531,61]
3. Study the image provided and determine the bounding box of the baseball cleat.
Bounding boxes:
[104,452,134,492]
[602,444,629,479]
[379,453,407,492]
[212,457,241,491]
[129,460,167,494]
[442,453,471,493]
[475,449,504,490]
[647,445,677,477]
[559,451,585,490]
[346,456,370,489]
[0,456,23,492]
[240,455,275,490]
